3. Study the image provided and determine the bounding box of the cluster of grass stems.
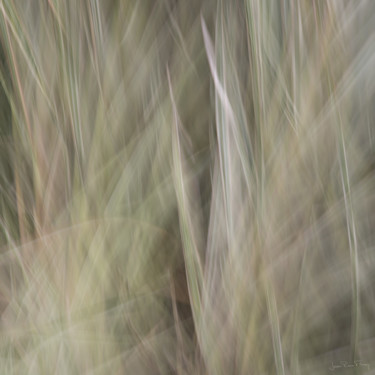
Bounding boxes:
[0,0,374,374]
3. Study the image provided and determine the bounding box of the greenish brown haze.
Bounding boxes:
[0,0,374,374]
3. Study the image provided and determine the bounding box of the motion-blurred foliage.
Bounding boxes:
[0,0,374,374]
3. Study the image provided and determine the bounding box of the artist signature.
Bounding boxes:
[329,360,370,371]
